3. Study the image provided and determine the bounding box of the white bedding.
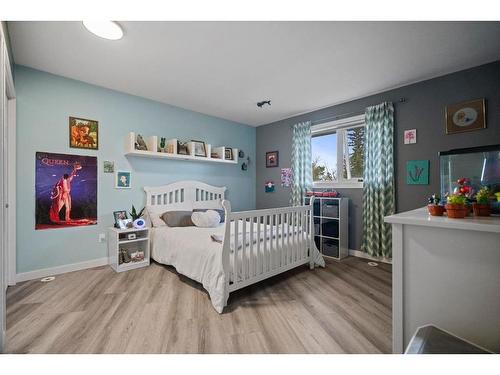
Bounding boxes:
[150,221,325,313]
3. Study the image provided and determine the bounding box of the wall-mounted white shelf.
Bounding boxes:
[124,132,238,165]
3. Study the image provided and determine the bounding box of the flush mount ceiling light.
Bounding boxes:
[82,21,123,40]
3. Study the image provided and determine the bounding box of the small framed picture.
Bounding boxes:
[177,141,189,155]
[225,148,233,160]
[69,117,98,150]
[266,151,279,168]
[103,161,114,173]
[191,140,207,157]
[115,170,131,189]
[445,98,486,135]
[113,210,131,229]
[404,129,417,144]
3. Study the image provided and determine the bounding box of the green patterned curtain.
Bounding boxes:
[290,121,312,206]
[361,102,395,258]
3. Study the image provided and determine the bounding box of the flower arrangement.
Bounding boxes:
[427,194,444,216]
[472,186,491,216]
[446,194,467,205]
[445,178,470,218]
[452,178,473,198]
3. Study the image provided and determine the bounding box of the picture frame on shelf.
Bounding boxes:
[445,98,486,135]
[177,141,189,155]
[192,140,207,157]
[69,116,98,150]
[224,147,233,160]
[113,210,131,229]
[115,170,131,189]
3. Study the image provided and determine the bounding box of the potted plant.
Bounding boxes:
[445,194,468,218]
[427,194,445,216]
[129,205,145,228]
[472,187,491,216]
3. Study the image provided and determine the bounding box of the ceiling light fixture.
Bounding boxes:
[82,21,123,40]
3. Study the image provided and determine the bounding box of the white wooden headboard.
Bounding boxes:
[144,180,227,214]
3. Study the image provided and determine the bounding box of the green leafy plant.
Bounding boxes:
[129,205,145,221]
[475,187,490,204]
[428,194,441,205]
[447,194,467,205]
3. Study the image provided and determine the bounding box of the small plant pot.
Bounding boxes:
[445,204,468,219]
[427,204,445,216]
[472,203,491,217]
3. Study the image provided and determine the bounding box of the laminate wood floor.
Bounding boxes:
[6,257,392,353]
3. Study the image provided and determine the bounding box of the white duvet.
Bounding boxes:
[150,221,325,313]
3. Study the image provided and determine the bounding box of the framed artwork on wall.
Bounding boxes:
[265,181,275,193]
[35,152,97,230]
[406,160,429,185]
[115,170,131,189]
[266,151,279,168]
[404,129,417,144]
[69,117,99,150]
[445,98,486,135]
[103,161,114,173]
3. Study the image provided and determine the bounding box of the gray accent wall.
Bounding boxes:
[256,60,500,251]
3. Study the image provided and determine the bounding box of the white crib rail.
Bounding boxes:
[221,200,315,306]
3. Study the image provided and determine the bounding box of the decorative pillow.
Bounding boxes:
[193,208,225,223]
[191,210,221,228]
[150,213,166,227]
[161,211,194,227]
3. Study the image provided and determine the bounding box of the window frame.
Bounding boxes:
[311,114,365,189]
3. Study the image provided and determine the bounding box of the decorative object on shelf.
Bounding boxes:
[158,137,166,152]
[280,168,293,187]
[166,143,175,154]
[404,129,417,144]
[211,152,220,159]
[445,194,468,219]
[133,218,146,229]
[177,141,189,155]
[127,233,137,240]
[135,134,148,151]
[238,150,245,158]
[130,250,145,262]
[191,140,207,157]
[115,170,131,189]
[266,150,279,168]
[265,181,275,193]
[119,248,131,264]
[472,186,491,216]
[225,147,233,160]
[69,116,98,150]
[35,152,97,230]
[406,160,429,185]
[113,210,131,229]
[427,194,445,216]
[103,160,114,173]
[445,98,486,135]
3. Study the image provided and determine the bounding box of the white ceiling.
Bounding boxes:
[8,21,500,126]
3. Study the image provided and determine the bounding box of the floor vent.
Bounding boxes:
[367,262,378,267]
[40,276,55,282]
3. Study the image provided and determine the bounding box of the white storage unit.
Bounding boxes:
[304,196,349,260]
[107,227,150,272]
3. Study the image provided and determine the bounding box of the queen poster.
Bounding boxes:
[35,152,97,230]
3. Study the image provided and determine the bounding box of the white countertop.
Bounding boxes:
[384,207,500,233]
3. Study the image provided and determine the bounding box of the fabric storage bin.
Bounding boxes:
[321,217,339,238]
[321,199,339,218]
[322,237,339,258]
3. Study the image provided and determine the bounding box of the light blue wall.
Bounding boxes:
[16,65,256,274]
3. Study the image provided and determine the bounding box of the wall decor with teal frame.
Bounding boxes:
[406,160,429,185]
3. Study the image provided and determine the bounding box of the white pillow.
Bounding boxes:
[191,210,221,228]
[150,213,167,227]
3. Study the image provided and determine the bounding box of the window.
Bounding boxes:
[311,115,365,188]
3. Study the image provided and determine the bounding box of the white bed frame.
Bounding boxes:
[144,180,316,309]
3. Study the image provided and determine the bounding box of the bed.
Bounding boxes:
[144,180,325,313]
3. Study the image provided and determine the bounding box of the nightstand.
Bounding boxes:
[107,227,150,272]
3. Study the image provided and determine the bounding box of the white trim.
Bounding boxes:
[348,249,392,264]
[391,223,404,354]
[6,98,15,286]
[16,257,108,283]
[314,181,363,189]
[311,114,364,135]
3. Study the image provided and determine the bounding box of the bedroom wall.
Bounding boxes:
[256,60,500,251]
[15,65,256,275]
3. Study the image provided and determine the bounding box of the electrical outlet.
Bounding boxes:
[98,233,106,243]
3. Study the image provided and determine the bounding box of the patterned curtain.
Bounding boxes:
[361,102,395,258]
[290,121,312,206]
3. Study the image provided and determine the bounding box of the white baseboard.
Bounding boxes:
[16,257,108,283]
[348,249,392,264]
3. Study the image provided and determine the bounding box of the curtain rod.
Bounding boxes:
[310,97,407,126]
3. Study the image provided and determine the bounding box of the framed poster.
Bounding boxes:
[445,99,486,135]
[115,170,131,189]
[266,151,279,168]
[406,160,429,185]
[35,152,97,230]
[69,117,99,150]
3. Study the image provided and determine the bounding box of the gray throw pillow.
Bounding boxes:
[193,208,225,223]
[160,211,194,227]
